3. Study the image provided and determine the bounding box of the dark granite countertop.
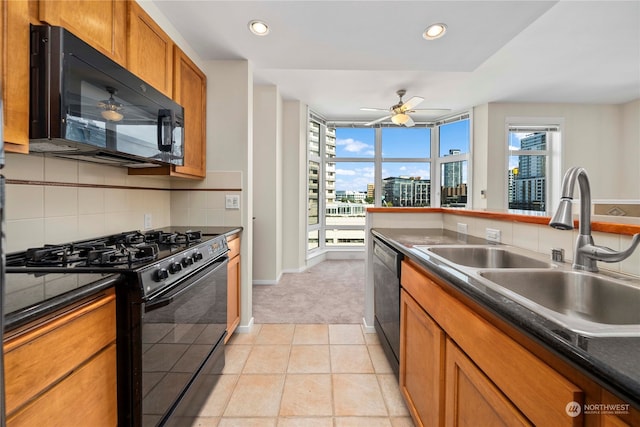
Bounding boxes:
[372,227,640,409]
[4,273,125,332]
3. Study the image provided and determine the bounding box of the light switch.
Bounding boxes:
[225,195,240,209]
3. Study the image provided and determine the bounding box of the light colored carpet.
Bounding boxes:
[252,260,365,324]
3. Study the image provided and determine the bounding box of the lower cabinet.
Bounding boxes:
[445,338,531,427]
[4,288,117,426]
[400,288,444,427]
[226,233,241,343]
[400,259,584,427]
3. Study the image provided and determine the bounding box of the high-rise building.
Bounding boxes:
[382,176,431,207]
[511,133,546,211]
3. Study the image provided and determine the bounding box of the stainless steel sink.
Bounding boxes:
[477,270,640,337]
[417,245,555,269]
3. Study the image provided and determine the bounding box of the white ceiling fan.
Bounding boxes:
[361,89,450,127]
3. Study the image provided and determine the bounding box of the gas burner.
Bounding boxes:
[85,243,159,267]
[144,230,202,246]
[110,231,146,246]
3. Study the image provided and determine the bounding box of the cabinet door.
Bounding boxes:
[226,252,241,343]
[173,47,207,178]
[400,289,445,427]
[127,1,173,97]
[39,0,127,65]
[445,338,532,427]
[1,0,30,152]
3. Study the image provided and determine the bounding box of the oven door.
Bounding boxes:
[141,256,228,426]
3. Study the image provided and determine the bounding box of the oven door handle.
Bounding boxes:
[145,257,228,313]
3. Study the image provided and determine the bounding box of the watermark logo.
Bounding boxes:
[565,401,630,417]
[565,401,582,417]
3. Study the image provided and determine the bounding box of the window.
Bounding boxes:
[436,115,471,208]
[506,121,562,213]
[307,112,470,253]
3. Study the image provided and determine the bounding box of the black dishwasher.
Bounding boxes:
[373,236,403,377]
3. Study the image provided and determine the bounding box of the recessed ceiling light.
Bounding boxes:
[249,20,270,36]
[423,23,447,40]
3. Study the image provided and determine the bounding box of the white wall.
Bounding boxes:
[253,85,283,283]
[483,102,631,210]
[621,99,640,196]
[282,101,309,273]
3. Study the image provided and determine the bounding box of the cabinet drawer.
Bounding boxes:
[7,343,117,427]
[228,234,240,259]
[4,290,116,415]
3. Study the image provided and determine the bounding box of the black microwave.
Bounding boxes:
[30,25,184,168]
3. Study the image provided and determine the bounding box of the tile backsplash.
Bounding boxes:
[4,153,244,253]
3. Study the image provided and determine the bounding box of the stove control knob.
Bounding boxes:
[169,262,182,274]
[193,252,203,262]
[181,257,194,267]
[154,268,169,281]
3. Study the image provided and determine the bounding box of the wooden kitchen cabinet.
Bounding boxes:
[1,0,31,152]
[401,259,583,427]
[127,0,173,98]
[38,0,127,66]
[226,233,241,343]
[172,46,207,178]
[400,288,445,427]
[4,288,117,426]
[444,338,532,427]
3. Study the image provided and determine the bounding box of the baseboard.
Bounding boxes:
[361,317,375,333]
[253,271,283,286]
[236,317,255,333]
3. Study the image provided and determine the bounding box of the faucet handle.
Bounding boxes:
[584,233,640,263]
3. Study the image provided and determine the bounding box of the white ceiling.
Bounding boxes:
[151,0,640,122]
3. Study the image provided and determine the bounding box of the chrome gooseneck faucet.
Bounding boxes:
[549,166,640,272]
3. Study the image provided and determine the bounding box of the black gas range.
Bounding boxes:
[5,228,229,426]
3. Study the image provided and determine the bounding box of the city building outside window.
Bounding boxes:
[436,114,470,208]
[506,120,562,213]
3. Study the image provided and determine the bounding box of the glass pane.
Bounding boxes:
[381,162,431,207]
[308,230,319,250]
[439,119,470,156]
[325,229,365,247]
[509,131,547,151]
[308,160,319,225]
[508,155,546,211]
[381,127,430,158]
[309,120,320,157]
[440,160,468,207]
[326,161,373,227]
[335,127,375,158]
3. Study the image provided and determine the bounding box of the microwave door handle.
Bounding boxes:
[157,109,174,152]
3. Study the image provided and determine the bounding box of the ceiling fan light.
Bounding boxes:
[101,109,124,122]
[391,113,410,125]
[423,23,447,40]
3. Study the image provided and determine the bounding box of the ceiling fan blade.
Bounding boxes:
[364,115,391,126]
[411,108,452,113]
[360,107,389,112]
[401,96,424,111]
[403,116,415,127]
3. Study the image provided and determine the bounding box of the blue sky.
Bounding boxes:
[333,120,470,192]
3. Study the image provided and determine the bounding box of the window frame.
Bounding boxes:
[504,117,564,214]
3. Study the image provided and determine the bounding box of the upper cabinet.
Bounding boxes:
[172,47,207,178]
[1,0,32,153]
[127,1,173,98]
[39,0,127,65]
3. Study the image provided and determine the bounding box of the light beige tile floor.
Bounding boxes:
[181,324,415,426]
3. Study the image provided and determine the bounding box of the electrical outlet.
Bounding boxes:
[144,213,152,230]
[457,223,468,235]
[225,195,240,210]
[486,228,501,243]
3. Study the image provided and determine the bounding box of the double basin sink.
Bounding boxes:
[412,245,640,338]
